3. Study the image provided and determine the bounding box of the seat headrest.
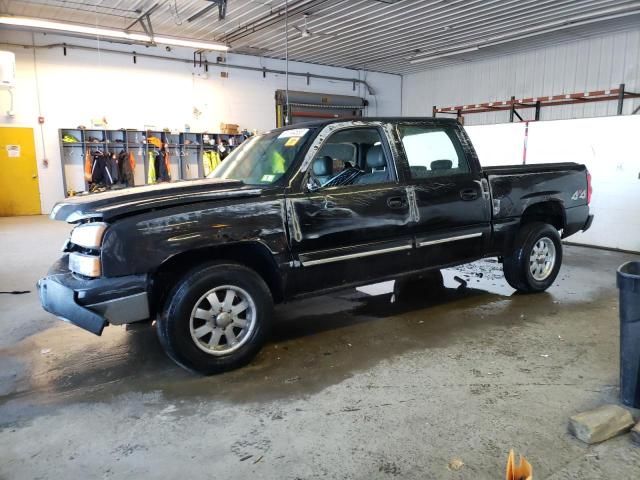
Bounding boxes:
[312,156,333,176]
[366,145,386,169]
[431,159,453,170]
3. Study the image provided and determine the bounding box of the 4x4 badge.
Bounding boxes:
[571,189,587,200]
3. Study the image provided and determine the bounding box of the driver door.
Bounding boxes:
[285,125,416,296]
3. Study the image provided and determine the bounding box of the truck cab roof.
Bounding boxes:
[268,117,459,134]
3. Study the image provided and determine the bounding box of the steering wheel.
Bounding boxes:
[323,167,363,187]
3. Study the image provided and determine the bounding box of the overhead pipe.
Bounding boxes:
[0,41,375,94]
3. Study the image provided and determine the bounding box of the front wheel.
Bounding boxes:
[157,262,273,375]
[503,222,562,293]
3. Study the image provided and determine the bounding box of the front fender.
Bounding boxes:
[100,197,289,277]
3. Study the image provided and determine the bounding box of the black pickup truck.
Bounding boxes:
[38,118,593,374]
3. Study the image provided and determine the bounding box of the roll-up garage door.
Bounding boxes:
[275,90,368,127]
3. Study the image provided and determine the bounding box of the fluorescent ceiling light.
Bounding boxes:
[154,36,228,52]
[409,46,479,64]
[0,16,150,42]
[0,16,229,51]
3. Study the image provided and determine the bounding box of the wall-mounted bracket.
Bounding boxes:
[125,2,161,41]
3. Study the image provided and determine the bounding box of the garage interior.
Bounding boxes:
[1,1,640,478]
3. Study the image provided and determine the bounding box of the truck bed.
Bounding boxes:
[483,162,590,240]
[482,162,584,175]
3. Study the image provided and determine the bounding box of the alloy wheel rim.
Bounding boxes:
[189,285,257,356]
[529,237,556,281]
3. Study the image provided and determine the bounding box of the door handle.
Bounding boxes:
[459,188,478,201]
[387,196,407,209]
[321,197,336,209]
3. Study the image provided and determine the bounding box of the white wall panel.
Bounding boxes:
[526,116,640,252]
[465,116,640,252]
[403,29,640,125]
[0,30,401,213]
[465,123,526,167]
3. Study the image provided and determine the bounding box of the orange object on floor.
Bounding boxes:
[506,449,532,480]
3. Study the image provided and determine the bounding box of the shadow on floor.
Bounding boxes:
[0,275,570,417]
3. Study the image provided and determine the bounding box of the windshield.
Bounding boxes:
[209,128,314,185]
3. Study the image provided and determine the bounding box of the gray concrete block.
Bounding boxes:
[569,404,635,444]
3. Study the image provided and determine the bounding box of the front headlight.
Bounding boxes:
[70,222,107,249]
[69,252,101,277]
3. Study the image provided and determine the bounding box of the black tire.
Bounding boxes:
[157,262,273,375]
[503,222,562,293]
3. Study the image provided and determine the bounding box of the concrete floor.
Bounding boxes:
[1,215,639,479]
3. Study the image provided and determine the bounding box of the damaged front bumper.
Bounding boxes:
[37,255,150,335]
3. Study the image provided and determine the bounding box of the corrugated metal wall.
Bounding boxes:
[402,28,640,125]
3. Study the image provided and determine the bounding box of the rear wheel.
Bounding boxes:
[157,262,273,375]
[503,222,562,293]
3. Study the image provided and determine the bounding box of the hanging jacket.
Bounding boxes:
[107,153,119,184]
[218,143,230,161]
[159,149,171,182]
[164,149,171,180]
[147,151,157,184]
[84,149,92,182]
[117,150,135,187]
[91,152,115,186]
[128,151,136,174]
[155,150,171,182]
[117,150,126,183]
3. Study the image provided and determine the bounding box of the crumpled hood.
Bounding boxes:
[50,178,262,222]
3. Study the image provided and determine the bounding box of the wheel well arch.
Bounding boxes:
[520,200,566,232]
[149,242,285,317]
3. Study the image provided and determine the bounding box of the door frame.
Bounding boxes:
[389,121,492,263]
[284,122,417,295]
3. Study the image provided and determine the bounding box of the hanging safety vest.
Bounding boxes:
[202,150,221,176]
[147,151,157,184]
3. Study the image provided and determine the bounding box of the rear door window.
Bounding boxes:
[397,125,469,179]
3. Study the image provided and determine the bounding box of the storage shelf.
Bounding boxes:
[59,127,249,197]
[433,83,640,122]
